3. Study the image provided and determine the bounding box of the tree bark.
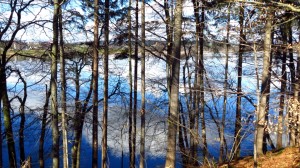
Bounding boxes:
[199,1,207,164]
[139,0,146,166]
[256,7,274,156]
[92,0,99,167]
[51,1,59,167]
[277,26,287,149]
[102,0,109,166]
[165,0,182,166]
[59,3,69,167]
[219,3,231,163]
[128,0,134,166]
[39,86,50,168]
[234,3,244,159]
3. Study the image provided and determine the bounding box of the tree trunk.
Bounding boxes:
[39,86,50,168]
[92,0,99,166]
[165,0,182,166]
[128,0,134,166]
[51,1,59,167]
[256,7,274,156]
[277,26,287,149]
[133,0,139,166]
[16,70,27,165]
[59,4,69,168]
[139,0,146,166]
[199,1,207,164]
[234,3,244,159]
[191,0,200,166]
[102,0,109,166]
[219,3,231,163]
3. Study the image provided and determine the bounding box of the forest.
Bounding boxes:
[1,0,300,167]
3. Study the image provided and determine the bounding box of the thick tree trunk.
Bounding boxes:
[256,8,274,156]
[102,0,109,166]
[92,0,99,167]
[165,0,182,166]
[59,4,69,168]
[51,1,59,167]
[219,3,231,163]
[139,0,146,166]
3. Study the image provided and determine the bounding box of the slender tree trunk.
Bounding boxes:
[59,4,69,168]
[191,0,200,166]
[277,27,287,149]
[128,0,134,166]
[139,0,146,166]
[51,1,59,167]
[165,0,182,166]
[72,62,82,168]
[164,0,173,116]
[256,7,274,156]
[234,3,244,159]
[39,86,50,168]
[102,0,109,167]
[17,71,27,166]
[219,3,230,163]
[132,0,139,166]
[199,1,208,164]
[92,0,99,166]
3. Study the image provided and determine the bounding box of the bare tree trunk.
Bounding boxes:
[256,7,274,156]
[92,0,99,167]
[139,0,146,166]
[191,0,200,166]
[164,0,173,116]
[165,0,182,166]
[51,1,59,167]
[219,3,231,163]
[128,0,134,166]
[59,4,69,167]
[199,1,207,164]
[277,26,287,149]
[132,0,139,166]
[16,71,27,165]
[39,86,50,168]
[102,0,109,166]
[234,3,244,160]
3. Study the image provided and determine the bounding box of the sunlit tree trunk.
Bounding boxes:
[165,0,182,166]
[59,3,69,167]
[256,7,274,156]
[234,3,244,159]
[277,26,287,149]
[139,0,146,166]
[51,0,59,167]
[92,0,99,167]
[102,0,109,166]
[219,3,231,163]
